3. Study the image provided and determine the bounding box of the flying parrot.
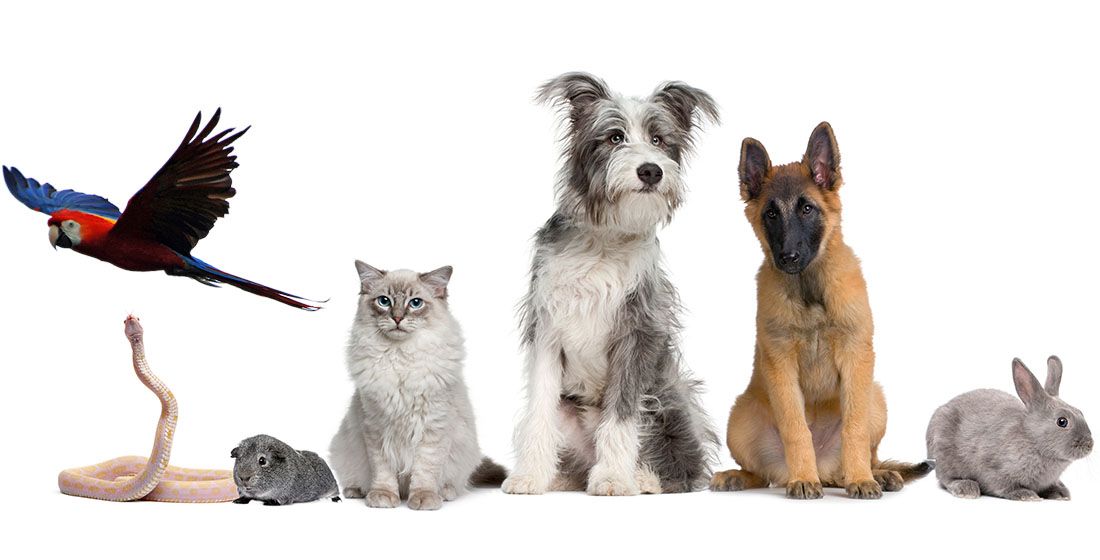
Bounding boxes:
[4,109,320,310]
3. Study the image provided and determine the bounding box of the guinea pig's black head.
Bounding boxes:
[231,434,290,497]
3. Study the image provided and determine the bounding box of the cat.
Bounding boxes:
[328,261,505,510]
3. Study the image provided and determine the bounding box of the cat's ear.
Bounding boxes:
[355,260,385,291]
[420,266,453,298]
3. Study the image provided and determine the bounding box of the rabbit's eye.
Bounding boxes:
[1057,417,1069,428]
[258,456,268,466]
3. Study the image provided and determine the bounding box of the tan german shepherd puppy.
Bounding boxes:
[711,122,932,499]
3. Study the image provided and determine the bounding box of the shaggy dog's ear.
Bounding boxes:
[651,82,720,132]
[536,72,612,121]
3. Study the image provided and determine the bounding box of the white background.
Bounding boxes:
[2,1,1097,557]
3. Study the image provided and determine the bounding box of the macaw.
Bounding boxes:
[4,109,320,310]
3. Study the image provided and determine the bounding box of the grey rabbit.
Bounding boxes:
[231,434,341,505]
[926,356,1093,500]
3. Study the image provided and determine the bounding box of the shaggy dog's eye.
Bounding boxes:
[258,456,267,466]
[609,133,624,145]
[765,209,778,220]
[651,135,662,145]
[408,298,423,309]
[1058,417,1069,428]
[802,204,814,215]
[376,296,391,308]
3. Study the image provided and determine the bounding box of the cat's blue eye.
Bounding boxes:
[376,296,391,308]
[408,298,424,310]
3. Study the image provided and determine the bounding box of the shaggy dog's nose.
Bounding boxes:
[637,163,663,185]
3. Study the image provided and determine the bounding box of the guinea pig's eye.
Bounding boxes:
[408,297,423,310]
[258,456,268,467]
[1057,417,1069,428]
[609,133,624,145]
[376,296,391,308]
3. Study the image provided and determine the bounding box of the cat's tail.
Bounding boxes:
[469,457,508,487]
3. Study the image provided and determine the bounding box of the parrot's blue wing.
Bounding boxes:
[3,165,121,220]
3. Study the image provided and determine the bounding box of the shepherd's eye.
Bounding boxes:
[1057,417,1069,428]
[802,204,814,215]
[609,133,624,145]
[408,298,424,309]
[376,296,391,308]
[258,456,267,466]
[651,135,662,145]
[765,209,778,220]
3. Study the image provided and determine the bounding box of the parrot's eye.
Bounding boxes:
[408,298,424,309]
[258,456,267,467]
[376,296,391,308]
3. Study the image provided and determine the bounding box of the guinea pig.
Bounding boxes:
[231,434,340,505]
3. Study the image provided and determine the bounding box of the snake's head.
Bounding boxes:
[124,315,144,342]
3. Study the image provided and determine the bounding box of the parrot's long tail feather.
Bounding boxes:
[179,256,324,311]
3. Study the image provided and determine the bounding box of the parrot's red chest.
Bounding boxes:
[76,231,185,272]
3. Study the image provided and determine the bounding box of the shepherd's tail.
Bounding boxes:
[876,459,935,483]
[468,457,508,487]
[179,255,323,311]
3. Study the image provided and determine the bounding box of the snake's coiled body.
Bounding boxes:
[57,316,237,502]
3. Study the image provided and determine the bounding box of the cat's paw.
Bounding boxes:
[502,473,550,495]
[1004,488,1042,502]
[408,490,443,511]
[441,484,458,501]
[587,471,640,496]
[365,489,400,508]
[945,479,980,499]
[343,486,365,499]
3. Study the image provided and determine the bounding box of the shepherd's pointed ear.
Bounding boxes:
[1045,355,1063,396]
[535,72,611,120]
[1012,358,1047,409]
[739,138,771,201]
[419,266,453,298]
[355,260,385,291]
[803,122,841,189]
[651,81,720,132]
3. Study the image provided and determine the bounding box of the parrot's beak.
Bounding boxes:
[49,225,72,249]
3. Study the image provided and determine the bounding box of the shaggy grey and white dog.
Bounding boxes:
[502,73,720,496]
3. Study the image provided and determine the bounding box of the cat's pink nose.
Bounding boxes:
[394,316,404,324]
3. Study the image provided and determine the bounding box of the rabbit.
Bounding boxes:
[926,356,1093,500]
[231,434,341,505]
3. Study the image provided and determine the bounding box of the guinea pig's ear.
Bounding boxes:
[1013,358,1047,410]
[230,446,241,459]
[271,450,288,463]
[1045,355,1063,397]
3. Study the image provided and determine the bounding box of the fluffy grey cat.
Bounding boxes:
[329,261,505,510]
[926,356,1093,500]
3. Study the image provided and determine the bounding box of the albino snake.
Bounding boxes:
[57,315,237,502]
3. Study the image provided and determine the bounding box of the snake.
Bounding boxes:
[57,315,238,502]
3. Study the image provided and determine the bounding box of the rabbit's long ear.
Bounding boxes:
[1045,356,1063,396]
[1013,358,1046,409]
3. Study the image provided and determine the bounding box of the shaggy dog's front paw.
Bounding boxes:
[785,479,824,500]
[502,473,550,495]
[366,489,400,508]
[587,473,641,496]
[408,490,443,511]
[845,479,883,500]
